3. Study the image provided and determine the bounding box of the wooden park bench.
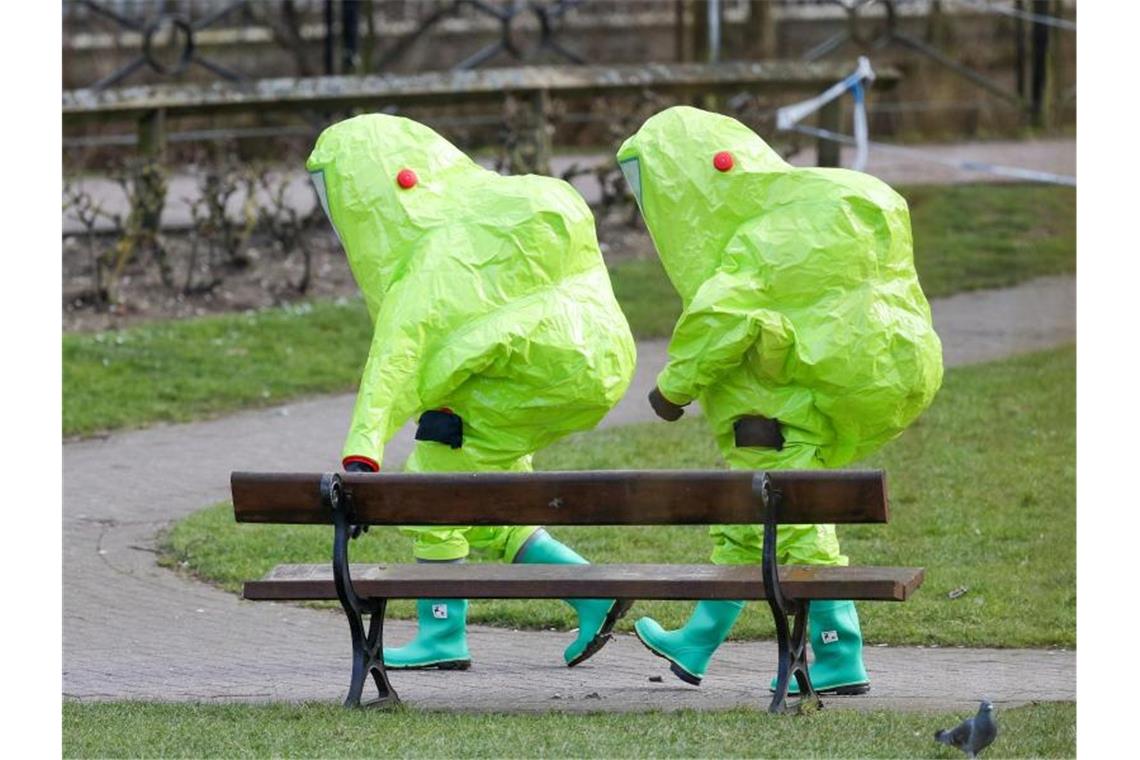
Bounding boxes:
[231,469,922,714]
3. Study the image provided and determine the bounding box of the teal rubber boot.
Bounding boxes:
[770,600,870,695]
[633,600,745,685]
[383,598,471,670]
[514,530,632,666]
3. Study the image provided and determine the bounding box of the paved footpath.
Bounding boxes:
[63,275,1075,713]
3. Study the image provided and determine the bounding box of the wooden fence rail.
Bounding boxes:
[63,60,899,172]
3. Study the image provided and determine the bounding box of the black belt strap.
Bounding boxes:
[415,409,463,449]
[734,415,784,450]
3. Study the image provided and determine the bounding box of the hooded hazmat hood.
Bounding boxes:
[617,106,791,303]
[307,114,479,321]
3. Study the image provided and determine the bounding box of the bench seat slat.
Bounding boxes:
[231,469,888,526]
[243,563,923,603]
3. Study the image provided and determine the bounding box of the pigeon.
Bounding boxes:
[935,700,998,758]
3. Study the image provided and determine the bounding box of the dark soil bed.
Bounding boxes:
[63,210,652,333]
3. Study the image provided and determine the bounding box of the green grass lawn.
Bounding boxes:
[63,701,1075,758]
[163,347,1075,649]
[63,183,1074,438]
[904,183,1076,297]
[63,299,372,437]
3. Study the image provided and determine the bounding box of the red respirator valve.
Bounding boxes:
[396,168,418,189]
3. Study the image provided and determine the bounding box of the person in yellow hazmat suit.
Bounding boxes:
[616,106,942,694]
[307,114,637,670]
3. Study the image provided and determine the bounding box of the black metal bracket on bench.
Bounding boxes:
[323,472,400,709]
[755,472,820,715]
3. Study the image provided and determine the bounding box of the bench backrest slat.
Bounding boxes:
[231,470,888,526]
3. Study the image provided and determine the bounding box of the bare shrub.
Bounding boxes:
[256,169,321,294]
[496,93,566,176]
[63,180,122,307]
[183,193,224,296]
[189,149,258,271]
[112,157,171,299]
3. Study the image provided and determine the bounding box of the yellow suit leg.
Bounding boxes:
[399,440,539,562]
[710,443,847,567]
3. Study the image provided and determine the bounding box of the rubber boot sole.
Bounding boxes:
[566,599,634,668]
[385,658,472,671]
[771,681,871,696]
[632,626,703,686]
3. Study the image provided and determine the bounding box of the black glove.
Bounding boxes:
[415,409,463,449]
[341,459,375,537]
[648,387,686,422]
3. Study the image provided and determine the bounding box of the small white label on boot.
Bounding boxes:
[821,630,839,644]
[432,604,449,619]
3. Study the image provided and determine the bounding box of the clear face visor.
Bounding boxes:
[309,169,342,243]
[618,157,643,211]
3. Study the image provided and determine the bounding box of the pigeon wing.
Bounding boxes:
[936,716,975,750]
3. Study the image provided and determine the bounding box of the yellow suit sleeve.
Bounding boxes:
[655,264,769,407]
[341,286,427,470]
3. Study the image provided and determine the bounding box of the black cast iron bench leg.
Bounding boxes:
[325,472,400,709]
[755,472,821,715]
[344,597,398,709]
[767,598,816,714]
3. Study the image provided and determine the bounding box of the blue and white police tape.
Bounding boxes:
[776,55,1075,186]
[778,56,875,171]
[788,123,1077,187]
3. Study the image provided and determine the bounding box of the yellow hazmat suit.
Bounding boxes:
[308,114,635,667]
[617,106,942,690]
